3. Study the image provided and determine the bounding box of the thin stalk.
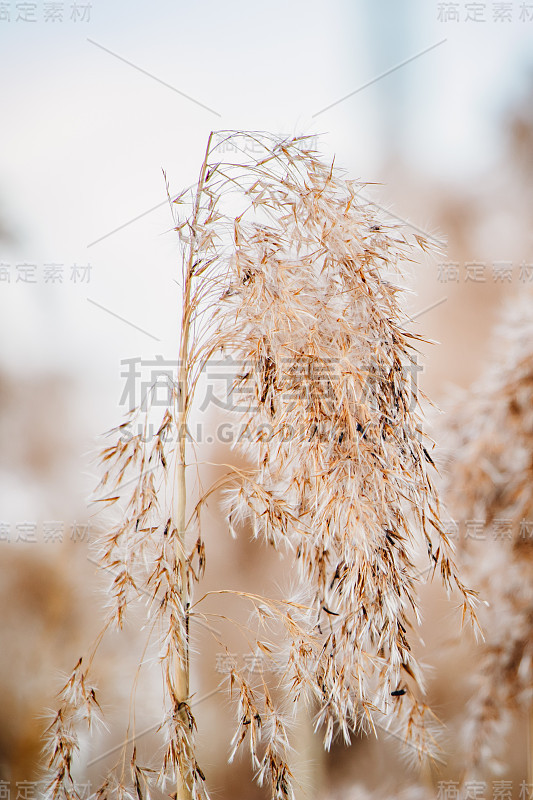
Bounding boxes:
[527,705,533,785]
[291,703,323,800]
[173,131,213,800]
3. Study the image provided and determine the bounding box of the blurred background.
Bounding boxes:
[1,1,532,797]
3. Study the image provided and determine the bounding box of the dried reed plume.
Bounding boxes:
[441,291,533,779]
[44,131,477,800]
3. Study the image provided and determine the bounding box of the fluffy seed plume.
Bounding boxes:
[44,131,477,800]
[441,291,533,777]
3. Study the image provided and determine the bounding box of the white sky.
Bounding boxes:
[0,0,532,424]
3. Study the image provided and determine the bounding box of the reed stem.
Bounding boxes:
[527,705,533,786]
[174,132,213,800]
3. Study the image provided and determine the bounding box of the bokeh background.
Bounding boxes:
[1,1,532,797]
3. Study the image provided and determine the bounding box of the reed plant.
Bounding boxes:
[441,291,533,781]
[44,131,477,800]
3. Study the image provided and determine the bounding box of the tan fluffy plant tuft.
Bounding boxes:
[441,291,533,778]
[44,131,477,800]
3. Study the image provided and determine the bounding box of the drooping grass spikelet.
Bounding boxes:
[207,132,476,761]
[44,131,477,800]
[441,291,533,777]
